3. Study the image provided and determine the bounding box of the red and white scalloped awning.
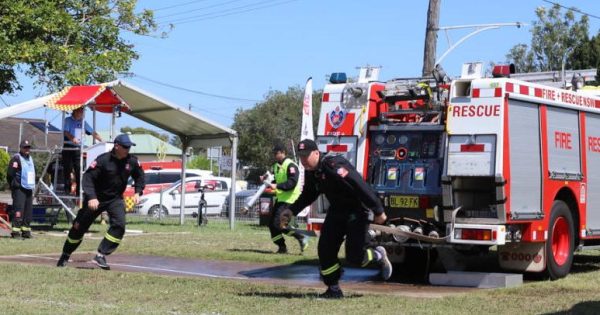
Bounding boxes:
[46,85,128,113]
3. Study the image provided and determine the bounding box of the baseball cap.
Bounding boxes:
[20,140,32,148]
[114,134,136,147]
[297,139,318,157]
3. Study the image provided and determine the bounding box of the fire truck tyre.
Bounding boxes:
[148,205,168,219]
[545,200,574,280]
[397,248,437,283]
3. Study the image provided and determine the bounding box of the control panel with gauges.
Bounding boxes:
[367,126,444,220]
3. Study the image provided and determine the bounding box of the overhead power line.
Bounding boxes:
[129,73,260,102]
[0,95,10,107]
[542,0,600,20]
[160,0,297,25]
[159,0,279,24]
[152,0,212,12]
[156,0,246,20]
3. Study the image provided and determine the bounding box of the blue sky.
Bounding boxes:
[3,0,599,137]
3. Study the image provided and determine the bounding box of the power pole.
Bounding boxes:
[422,0,441,77]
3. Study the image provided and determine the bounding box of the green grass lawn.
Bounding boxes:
[1,217,599,314]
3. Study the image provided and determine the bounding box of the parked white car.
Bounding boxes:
[135,176,229,218]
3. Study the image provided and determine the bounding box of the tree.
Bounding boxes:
[0,0,159,95]
[231,86,322,172]
[506,44,536,73]
[506,4,590,72]
[0,150,9,190]
[120,126,169,142]
[570,31,600,83]
[186,155,216,175]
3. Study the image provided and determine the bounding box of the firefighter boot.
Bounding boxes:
[296,235,309,253]
[94,254,110,270]
[319,285,344,299]
[21,230,32,239]
[57,253,70,267]
[276,246,288,254]
[375,246,393,280]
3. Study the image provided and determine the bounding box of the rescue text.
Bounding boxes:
[451,104,501,117]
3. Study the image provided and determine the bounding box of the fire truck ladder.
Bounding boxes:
[33,147,78,221]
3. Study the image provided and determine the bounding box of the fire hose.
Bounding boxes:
[241,171,274,214]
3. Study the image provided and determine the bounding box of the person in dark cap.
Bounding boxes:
[282,139,391,298]
[263,141,309,254]
[62,106,103,195]
[6,140,36,238]
[57,134,144,269]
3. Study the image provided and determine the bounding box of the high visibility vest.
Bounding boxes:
[18,154,35,190]
[273,158,301,204]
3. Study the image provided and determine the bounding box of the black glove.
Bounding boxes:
[274,208,294,230]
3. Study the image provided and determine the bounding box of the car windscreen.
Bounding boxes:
[145,173,181,185]
[128,172,202,186]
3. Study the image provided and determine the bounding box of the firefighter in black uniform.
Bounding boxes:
[56,134,144,269]
[6,140,35,238]
[285,139,392,299]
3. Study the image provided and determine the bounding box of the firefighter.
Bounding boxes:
[56,134,144,270]
[265,142,309,254]
[62,106,103,195]
[283,139,392,299]
[6,140,35,238]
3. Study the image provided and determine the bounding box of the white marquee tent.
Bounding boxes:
[0,80,240,228]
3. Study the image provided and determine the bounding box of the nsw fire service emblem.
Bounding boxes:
[328,106,346,129]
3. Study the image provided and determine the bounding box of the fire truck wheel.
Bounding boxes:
[396,247,438,283]
[545,200,574,280]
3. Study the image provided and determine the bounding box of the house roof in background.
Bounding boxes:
[28,121,61,132]
[0,117,62,152]
[86,132,182,156]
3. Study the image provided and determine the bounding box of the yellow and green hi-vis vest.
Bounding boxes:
[273,158,301,204]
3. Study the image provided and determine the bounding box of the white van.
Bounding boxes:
[135,176,229,217]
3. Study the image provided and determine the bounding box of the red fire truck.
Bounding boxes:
[312,63,600,279]
[443,63,600,279]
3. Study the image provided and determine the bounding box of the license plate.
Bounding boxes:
[389,195,419,208]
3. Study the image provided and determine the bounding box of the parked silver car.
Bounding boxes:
[221,189,273,218]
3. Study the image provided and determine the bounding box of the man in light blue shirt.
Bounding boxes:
[6,140,35,238]
[62,107,102,195]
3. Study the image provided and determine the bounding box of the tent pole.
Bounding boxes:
[92,106,97,144]
[57,111,65,191]
[79,107,86,204]
[110,107,116,141]
[180,136,189,226]
[44,108,48,148]
[229,135,238,230]
[18,122,23,148]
